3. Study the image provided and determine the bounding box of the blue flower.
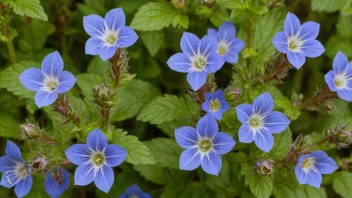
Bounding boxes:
[119,184,151,198]
[175,115,235,175]
[236,92,290,152]
[0,141,32,197]
[295,151,338,188]
[207,21,245,64]
[324,52,352,102]
[167,32,224,91]
[44,168,70,198]
[202,90,230,120]
[19,51,76,108]
[65,129,127,193]
[272,12,325,69]
[84,8,138,61]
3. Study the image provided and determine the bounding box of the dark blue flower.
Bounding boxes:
[84,8,138,61]
[19,51,76,108]
[44,168,70,198]
[65,129,127,193]
[0,141,32,197]
[175,115,235,175]
[295,151,338,188]
[272,12,325,69]
[207,21,245,64]
[202,90,230,120]
[236,92,290,152]
[119,184,151,198]
[324,52,352,102]
[167,32,224,91]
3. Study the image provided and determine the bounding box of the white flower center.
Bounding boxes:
[191,54,207,71]
[217,40,229,55]
[91,152,106,167]
[209,99,221,112]
[301,157,317,173]
[100,28,119,47]
[248,114,264,134]
[198,139,213,153]
[129,194,139,198]
[334,73,348,89]
[43,75,59,92]
[287,35,302,52]
[5,162,28,185]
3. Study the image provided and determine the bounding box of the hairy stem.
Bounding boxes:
[295,86,337,109]
[110,49,121,88]
[7,40,16,64]
[262,54,290,83]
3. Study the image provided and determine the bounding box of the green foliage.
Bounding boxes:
[332,172,352,198]
[311,0,352,13]
[140,31,165,56]
[9,0,48,21]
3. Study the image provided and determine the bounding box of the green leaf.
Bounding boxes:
[311,0,351,13]
[325,35,352,59]
[269,128,292,159]
[75,73,104,100]
[87,56,108,77]
[161,182,214,198]
[110,129,155,165]
[210,10,230,27]
[140,31,165,56]
[172,14,189,29]
[248,176,273,198]
[337,15,352,38]
[110,79,161,121]
[332,171,352,198]
[10,0,48,21]
[131,2,176,31]
[133,165,169,185]
[0,112,21,139]
[137,94,193,124]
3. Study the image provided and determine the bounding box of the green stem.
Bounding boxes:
[102,107,110,130]
[6,39,16,64]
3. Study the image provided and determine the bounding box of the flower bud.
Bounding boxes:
[20,123,40,139]
[329,123,352,149]
[172,0,185,9]
[257,160,273,175]
[203,0,216,6]
[32,156,50,173]
[93,82,115,107]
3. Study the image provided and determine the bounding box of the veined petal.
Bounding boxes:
[19,68,44,91]
[175,126,198,149]
[167,53,192,73]
[105,8,126,30]
[253,130,274,152]
[41,51,64,77]
[196,114,219,138]
[207,28,217,36]
[301,40,325,58]
[201,152,222,176]
[223,51,238,64]
[98,46,117,61]
[333,51,349,73]
[337,89,352,102]
[311,151,338,174]
[125,184,143,195]
[44,169,69,198]
[211,111,223,120]
[74,164,95,186]
[284,12,300,37]
[236,104,252,123]
[213,132,235,154]
[57,71,76,94]
[87,129,108,151]
[272,32,288,53]
[14,176,32,198]
[5,141,23,162]
[199,35,217,55]
[264,111,290,134]
[238,124,254,143]
[204,52,225,73]
[230,38,245,52]
[85,37,104,55]
[115,26,139,48]
[252,92,274,116]
[104,144,127,167]
[213,90,225,100]
[83,15,105,37]
[0,172,16,188]
[94,166,114,193]
[295,165,308,184]
[187,71,207,91]
[179,149,201,170]
[324,70,337,92]
[299,21,320,40]
[306,170,322,188]
[180,32,200,56]
[65,144,91,165]
[0,156,16,172]
[287,51,306,69]
[218,21,236,40]
[202,101,211,113]
[34,91,58,108]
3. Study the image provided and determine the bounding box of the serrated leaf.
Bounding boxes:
[140,31,164,56]
[137,94,192,124]
[10,0,48,21]
[133,165,169,185]
[75,73,104,100]
[110,129,155,165]
[0,112,21,139]
[270,128,292,159]
[248,176,273,198]
[337,15,352,38]
[325,35,352,59]
[131,2,176,31]
[87,56,109,77]
[332,171,352,198]
[311,0,351,13]
[172,14,189,29]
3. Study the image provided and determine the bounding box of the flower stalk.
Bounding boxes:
[294,86,337,110]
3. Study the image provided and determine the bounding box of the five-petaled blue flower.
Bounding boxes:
[84,8,139,61]
[207,21,245,64]
[202,90,230,120]
[119,184,151,198]
[236,92,290,152]
[19,51,76,108]
[175,115,235,175]
[0,141,32,197]
[324,51,352,102]
[65,129,127,193]
[167,32,225,91]
[272,12,325,69]
[295,151,338,188]
[44,168,70,198]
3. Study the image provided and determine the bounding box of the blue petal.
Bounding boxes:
[104,8,126,30]
[65,144,91,165]
[324,70,337,92]
[284,12,300,37]
[211,111,223,120]
[306,170,322,188]
[238,124,254,143]
[199,35,217,55]
[83,15,105,37]
[287,51,306,69]
[230,38,245,52]
[85,37,104,55]
[301,40,325,58]
[200,152,222,176]
[218,21,236,40]
[98,46,117,61]
[295,165,307,185]
[299,21,320,40]
[14,176,32,198]
[57,71,76,94]
[0,172,16,188]
[94,165,114,193]
[187,71,207,91]
[253,130,274,152]
[41,51,64,77]
[223,51,239,64]
[179,148,201,170]
[204,52,225,73]
[125,184,143,195]
[213,90,225,99]
[333,51,349,73]
[337,89,352,102]
[213,132,235,154]
[104,144,127,167]
[236,104,252,123]
[19,68,44,91]
[86,129,108,151]
[202,101,211,113]
[167,53,192,73]
[115,26,139,48]
[175,126,198,149]
[252,92,274,116]
[311,151,338,174]
[119,193,129,198]
[272,32,288,53]
[207,28,217,36]
[220,100,230,112]
[34,91,58,108]
[141,193,152,198]
[5,141,23,161]
[196,114,219,138]
[264,111,290,134]
[74,164,95,186]
[0,156,16,172]
[180,32,200,56]
[44,169,69,198]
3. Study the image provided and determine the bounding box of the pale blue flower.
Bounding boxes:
[202,90,230,120]
[119,184,151,198]
[44,168,70,198]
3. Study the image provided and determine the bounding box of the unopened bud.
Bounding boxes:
[32,157,50,173]
[20,124,40,139]
[225,86,242,102]
[93,82,114,107]
[203,0,216,6]
[172,0,185,9]
[257,160,273,175]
